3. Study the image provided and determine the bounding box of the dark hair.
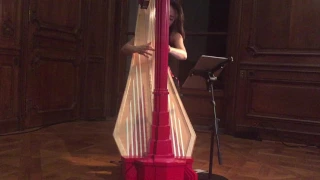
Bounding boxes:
[170,1,185,39]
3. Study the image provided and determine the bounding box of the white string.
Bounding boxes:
[133,79,138,156]
[130,102,134,156]
[173,103,181,157]
[135,66,141,154]
[169,96,177,157]
[138,55,147,154]
[126,117,129,155]
[178,117,185,157]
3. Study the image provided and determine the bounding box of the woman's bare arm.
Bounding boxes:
[169,32,187,60]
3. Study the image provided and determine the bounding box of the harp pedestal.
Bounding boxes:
[121,157,197,180]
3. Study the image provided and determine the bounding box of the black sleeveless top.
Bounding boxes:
[168,31,181,78]
[168,32,181,89]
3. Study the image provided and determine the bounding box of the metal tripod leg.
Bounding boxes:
[211,82,222,165]
[209,82,222,176]
[207,82,223,179]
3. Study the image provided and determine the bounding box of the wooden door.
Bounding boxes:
[25,0,83,128]
[0,0,21,133]
[227,0,320,143]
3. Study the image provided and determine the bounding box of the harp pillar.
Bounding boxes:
[135,0,197,180]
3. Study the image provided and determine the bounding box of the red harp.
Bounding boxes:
[113,0,197,179]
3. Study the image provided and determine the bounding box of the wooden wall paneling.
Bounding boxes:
[0,53,20,133]
[25,0,83,128]
[19,0,29,132]
[113,0,129,116]
[236,63,320,144]
[229,0,320,145]
[0,0,21,49]
[79,0,88,120]
[105,0,120,117]
[180,89,226,130]
[247,0,320,56]
[0,0,22,133]
[82,0,109,119]
[0,0,119,133]
[225,0,243,134]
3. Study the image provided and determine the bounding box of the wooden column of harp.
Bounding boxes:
[113,0,197,179]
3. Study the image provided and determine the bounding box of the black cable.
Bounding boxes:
[257,121,318,148]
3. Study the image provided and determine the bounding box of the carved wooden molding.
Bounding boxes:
[26,99,76,114]
[31,53,79,72]
[246,46,320,56]
[37,102,76,113]
[87,56,105,63]
[29,0,82,39]
[247,0,320,56]
[239,61,320,72]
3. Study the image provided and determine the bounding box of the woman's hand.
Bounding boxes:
[121,38,154,58]
[135,42,155,58]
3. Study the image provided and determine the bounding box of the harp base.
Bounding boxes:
[121,156,197,180]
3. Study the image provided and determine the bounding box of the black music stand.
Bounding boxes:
[183,55,233,180]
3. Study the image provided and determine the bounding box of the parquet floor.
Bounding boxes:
[0,120,319,180]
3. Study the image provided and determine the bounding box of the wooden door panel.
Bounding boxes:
[33,36,79,52]
[0,0,21,133]
[26,0,83,128]
[0,54,19,133]
[30,0,81,36]
[86,0,107,56]
[181,89,225,128]
[247,0,320,55]
[0,0,21,49]
[249,82,320,119]
[238,66,320,123]
[229,0,320,144]
[83,0,108,118]
[29,55,77,111]
[86,60,105,117]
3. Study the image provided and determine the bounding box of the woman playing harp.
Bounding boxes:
[114,0,197,179]
[121,0,187,86]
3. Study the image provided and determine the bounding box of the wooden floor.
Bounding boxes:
[0,120,319,180]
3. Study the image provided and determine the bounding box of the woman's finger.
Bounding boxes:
[142,53,149,58]
[145,50,153,56]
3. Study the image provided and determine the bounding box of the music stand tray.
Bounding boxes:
[183,55,232,180]
[182,55,231,90]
